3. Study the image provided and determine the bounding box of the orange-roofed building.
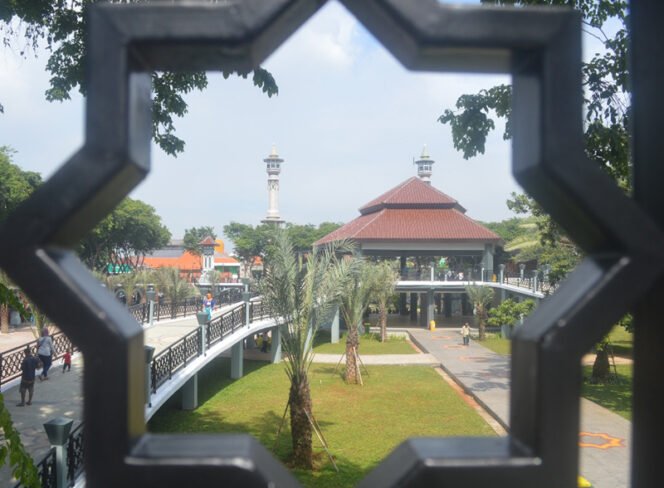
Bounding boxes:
[143,237,241,283]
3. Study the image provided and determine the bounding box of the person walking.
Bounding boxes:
[203,293,215,321]
[62,349,72,373]
[18,347,39,406]
[461,322,471,346]
[37,327,54,380]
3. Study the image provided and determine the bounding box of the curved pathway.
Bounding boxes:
[409,327,631,488]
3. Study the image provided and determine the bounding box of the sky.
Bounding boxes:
[0,1,607,248]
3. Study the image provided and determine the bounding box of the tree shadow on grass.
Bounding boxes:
[151,403,371,487]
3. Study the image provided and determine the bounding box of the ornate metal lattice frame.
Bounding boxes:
[1,1,662,486]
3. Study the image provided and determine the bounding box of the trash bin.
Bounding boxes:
[429,320,436,331]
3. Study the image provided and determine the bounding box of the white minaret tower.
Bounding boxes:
[262,145,285,225]
[414,145,435,184]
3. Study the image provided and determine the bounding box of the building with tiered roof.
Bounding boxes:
[316,147,501,324]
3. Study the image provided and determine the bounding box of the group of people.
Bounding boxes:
[17,328,72,407]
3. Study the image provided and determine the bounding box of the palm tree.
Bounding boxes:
[336,257,375,385]
[154,267,197,304]
[260,230,346,469]
[370,261,399,343]
[465,285,495,341]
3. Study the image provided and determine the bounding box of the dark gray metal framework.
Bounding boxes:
[0,0,661,486]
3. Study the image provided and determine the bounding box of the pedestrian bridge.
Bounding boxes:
[145,299,283,420]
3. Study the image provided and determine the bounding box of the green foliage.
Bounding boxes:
[438,84,511,159]
[285,222,342,253]
[78,198,171,272]
[224,222,272,276]
[0,393,39,487]
[481,216,533,243]
[1,0,279,156]
[0,146,42,223]
[465,285,495,341]
[487,298,535,327]
[183,226,217,256]
[153,267,197,304]
[439,1,629,251]
[260,230,349,384]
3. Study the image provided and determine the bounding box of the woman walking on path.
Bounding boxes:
[37,328,54,380]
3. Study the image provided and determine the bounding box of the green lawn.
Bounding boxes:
[607,325,633,358]
[582,364,632,420]
[312,330,416,355]
[476,336,633,420]
[475,334,511,356]
[149,358,495,487]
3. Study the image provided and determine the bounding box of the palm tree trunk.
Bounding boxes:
[379,304,388,342]
[591,345,611,382]
[1,303,9,334]
[289,374,313,469]
[478,307,486,341]
[345,327,360,384]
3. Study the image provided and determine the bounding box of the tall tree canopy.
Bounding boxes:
[183,226,217,256]
[79,198,171,272]
[223,222,272,276]
[0,0,278,155]
[439,0,628,248]
[0,146,42,222]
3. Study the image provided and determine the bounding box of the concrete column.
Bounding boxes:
[181,374,198,410]
[499,264,506,301]
[399,293,408,315]
[330,306,340,343]
[443,293,451,317]
[483,244,494,280]
[271,326,282,363]
[419,293,429,327]
[410,293,418,321]
[426,289,435,326]
[231,341,243,379]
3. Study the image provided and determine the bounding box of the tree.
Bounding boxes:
[370,261,399,343]
[223,222,271,277]
[0,1,278,156]
[465,285,495,341]
[183,226,217,256]
[259,230,346,469]
[285,222,343,253]
[439,0,629,247]
[336,256,375,385]
[0,146,42,223]
[487,298,535,329]
[153,267,197,304]
[78,198,171,272]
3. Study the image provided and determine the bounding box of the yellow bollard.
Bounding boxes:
[429,320,436,331]
[578,476,592,487]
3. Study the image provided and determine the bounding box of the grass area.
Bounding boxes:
[475,334,511,356]
[312,330,416,355]
[582,364,632,420]
[477,336,633,420]
[607,325,633,358]
[149,358,495,487]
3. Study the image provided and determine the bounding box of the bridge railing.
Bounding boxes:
[14,447,56,488]
[150,299,271,396]
[0,332,78,389]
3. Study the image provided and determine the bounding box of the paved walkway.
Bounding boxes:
[409,327,631,488]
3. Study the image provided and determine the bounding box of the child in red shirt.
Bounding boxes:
[62,349,72,373]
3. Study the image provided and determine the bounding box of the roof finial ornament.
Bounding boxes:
[414,145,435,184]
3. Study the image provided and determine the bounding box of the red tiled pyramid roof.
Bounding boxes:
[316,208,500,245]
[359,177,464,215]
[315,177,500,246]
